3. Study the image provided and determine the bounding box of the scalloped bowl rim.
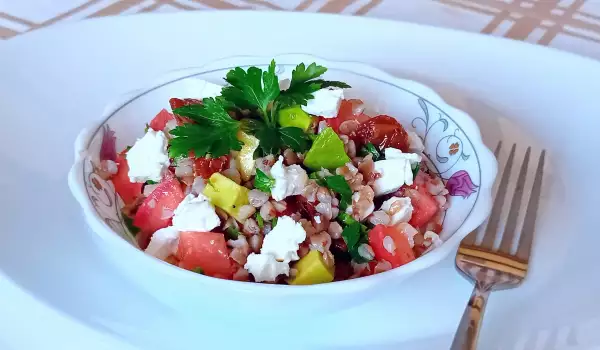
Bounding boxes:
[68,53,497,295]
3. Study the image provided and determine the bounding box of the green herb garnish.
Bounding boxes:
[146,180,158,185]
[168,98,243,158]
[123,215,140,236]
[324,175,352,210]
[192,267,205,275]
[358,143,381,161]
[225,226,241,240]
[277,62,350,107]
[412,163,420,179]
[254,168,275,193]
[337,212,368,234]
[271,217,278,227]
[255,212,264,228]
[341,221,371,263]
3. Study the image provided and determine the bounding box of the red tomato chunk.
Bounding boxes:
[368,224,415,268]
[177,231,233,278]
[133,174,184,237]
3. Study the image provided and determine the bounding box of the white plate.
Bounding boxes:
[0,11,598,349]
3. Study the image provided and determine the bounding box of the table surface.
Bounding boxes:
[2,0,600,60]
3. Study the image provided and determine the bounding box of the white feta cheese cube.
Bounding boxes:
[244,253,290,282]
[373,148,422,196]
[145,226,180,260]
[126,129,170,183]
[301,87,344,119]
[380,196,413,225]
[261,216,306,263]
[270,156,308,201]
[172,194,220,232]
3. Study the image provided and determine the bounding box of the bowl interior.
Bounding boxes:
[82,62,483,253]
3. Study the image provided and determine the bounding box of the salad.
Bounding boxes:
[97,60,449,284]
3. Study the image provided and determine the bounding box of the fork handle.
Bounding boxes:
[450,284,491,350]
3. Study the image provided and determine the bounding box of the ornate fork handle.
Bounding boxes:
[450,282,492,350]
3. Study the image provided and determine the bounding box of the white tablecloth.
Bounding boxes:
[1,0,600,60]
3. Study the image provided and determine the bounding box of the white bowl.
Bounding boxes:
[68,54,497,315]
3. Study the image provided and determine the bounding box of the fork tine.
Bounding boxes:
[498,147,531,254]
[516,150,546,261]
[480,144,516,249]
[460,142,503,247]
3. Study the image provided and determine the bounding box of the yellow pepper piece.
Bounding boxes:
[203,173,249,221]
[289,250,334,285]
[235,130,260,182]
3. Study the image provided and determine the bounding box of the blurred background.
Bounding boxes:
[1,0,600,59]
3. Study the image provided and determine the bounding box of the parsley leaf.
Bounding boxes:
[225,226,241,240]
[251,121,309,155]
[254,168,275,193]
[279,127,309,152]
[412,163,421,179]
[222,60,279,122]
[272,217,278,227]
[169,98,243,158]
[123,215,140,236]
[324,175,352,210]
[255,212,264,228]
[337,212,368,233]
[358,143,381,161]
[341,221,371,264]
[278,62,352,107]
[253,121,282,155]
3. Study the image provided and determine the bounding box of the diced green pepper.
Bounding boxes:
[303,127,350,170]
[278,106,314,131]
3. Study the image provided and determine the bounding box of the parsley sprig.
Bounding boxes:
[168,60,351,158]
[169,98,243,158]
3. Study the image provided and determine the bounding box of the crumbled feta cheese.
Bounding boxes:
[126,129,170,183]
[145,226,180,260]
[244,253,290,282]
[301,87,344,119]
[373,148,422,196]
[270,156,308,201]
[407,131,425,153]
[380,197,413,225]
[127,128,169,182]
[261,215,306,263]
[172,194,220,232]
[397,222,418,248]
[424,231,443,249]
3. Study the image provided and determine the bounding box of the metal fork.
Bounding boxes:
[450,143,546,350]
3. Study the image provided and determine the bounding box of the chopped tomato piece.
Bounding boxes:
[133,173,184,236]
[404,186,439,228]
[148,109,177,132]
[112,154,143,205]
[368,224,415,268]
[324,99,370,134]
[169,98,203,110]
[177,231,233,278]
[194,156,229,179]
[351,115,409,151]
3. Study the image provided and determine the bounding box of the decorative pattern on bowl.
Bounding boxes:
[68,54,497,290]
